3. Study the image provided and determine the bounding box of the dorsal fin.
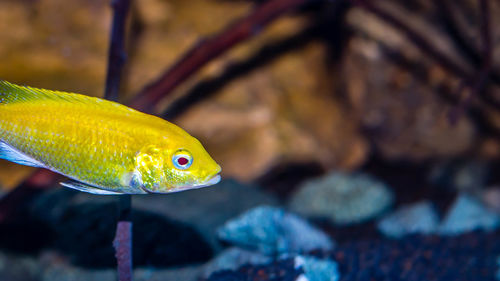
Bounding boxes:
[0,80,138,113]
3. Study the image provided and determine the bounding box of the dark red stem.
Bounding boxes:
[105,0,131,102]
[106,0,133,280]
[114,221,133,281]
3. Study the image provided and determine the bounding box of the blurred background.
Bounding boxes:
[0,0,499,280]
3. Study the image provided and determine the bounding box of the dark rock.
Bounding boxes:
[0,251,41,281]
[53,202,212,268]
[45,264,202,281]
[429,160,489,193]
[29,189,213,268]
[360,156,456,214]
[0,251,202,281]
[0,217,53,254]
[133,266,202,281]
[42,264,115,281]
[255,161,325,198]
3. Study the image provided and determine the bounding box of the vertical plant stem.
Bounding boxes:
[105,0,132,281]
[114,196,133,281]
[105,0,131,103]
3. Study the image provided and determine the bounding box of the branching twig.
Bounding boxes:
[436,0,481,69]
[128,0,314,113]
[105,0,133,281]
[352,0,500,110]
[447,79,470,124]
[448,0,492,124]
[379,41,500,138]
[162,1,350,119]
[352,0,472,79]
[436,0,500,86]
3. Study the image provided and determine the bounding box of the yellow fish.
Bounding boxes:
[0,81,221,194]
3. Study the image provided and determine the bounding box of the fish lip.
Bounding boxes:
[176,173,221,190]
[146,174,222,194]
[193,174,221,188]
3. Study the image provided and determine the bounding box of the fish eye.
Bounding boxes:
[172,150,192,170]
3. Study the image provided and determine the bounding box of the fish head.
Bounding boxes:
[132,136,221,193]
[162,136,222,192]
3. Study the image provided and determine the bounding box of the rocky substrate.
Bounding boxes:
[206,258,302,281]
[0,169,498,281]
[206,231,500,281]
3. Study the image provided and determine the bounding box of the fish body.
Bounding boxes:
[0,81,221,194]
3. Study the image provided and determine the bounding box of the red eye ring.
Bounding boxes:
[177,157,189,166]
[172,152,193,169]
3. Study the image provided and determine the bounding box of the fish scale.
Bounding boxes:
[0,81,221,194]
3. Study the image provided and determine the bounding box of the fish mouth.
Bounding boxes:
[194,174,221,188]
[193,164,222,188]
[159,173,221,193]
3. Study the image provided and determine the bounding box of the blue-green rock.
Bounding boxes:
[289,172,394,225]
[439,194,500,235]
[217,206,334,255]
[201,247,271,278]
[377,201,439,238]
[294,256,340,281]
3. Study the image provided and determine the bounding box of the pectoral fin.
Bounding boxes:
[60,181,123,195]
[0,141,45,168]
